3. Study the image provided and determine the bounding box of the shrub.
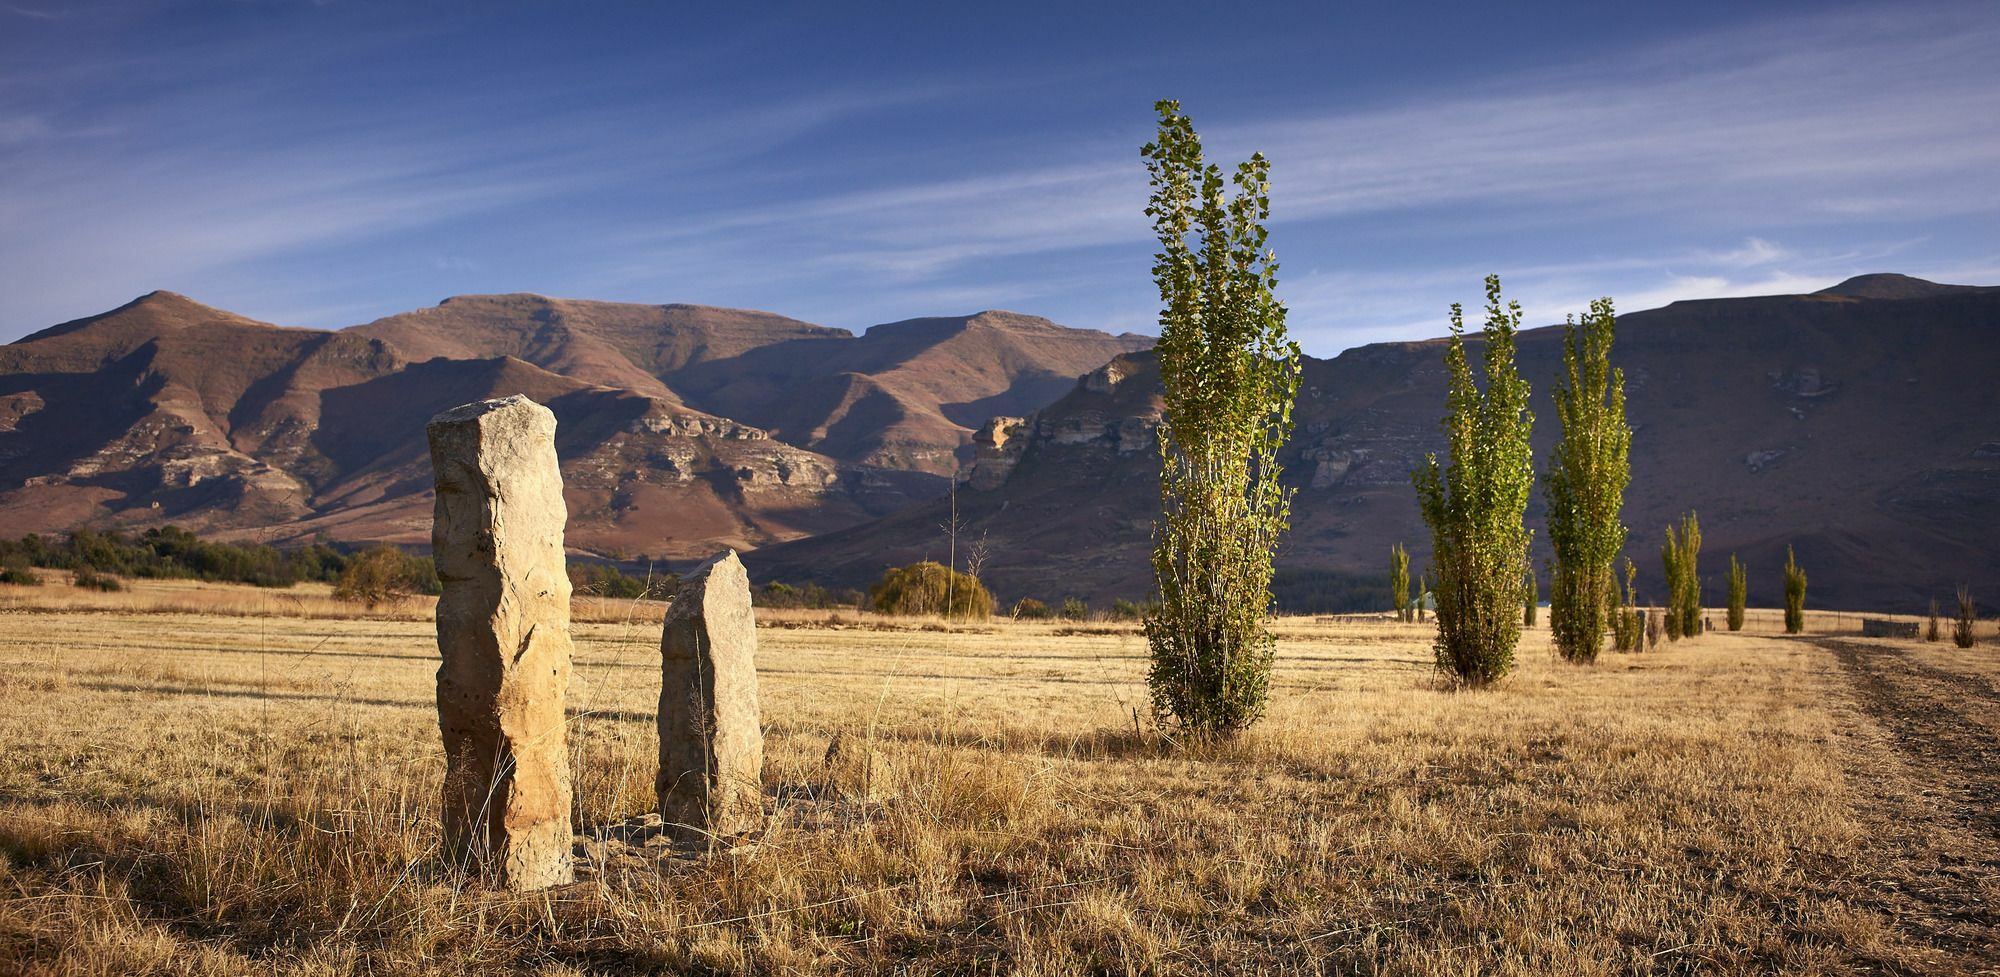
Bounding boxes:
[1110,598,1153,621]
[1140,101,1302,736]
[1645,606,1661,650]
[1389,543,1411,622]
[1413,276,1535,685]
[754,580,847,609]
[1011,597,1051,620]
[570,562,676,601]
[0,565,42,586]
[1927,598,1942,642]
[334,545,437,608]
[71,566,124,592]
[868,561,992,618]
[1542,297,1629,664]
[1782,546,1807,634]
[1953,585,1977,649]
[1060,597,1090,621]
[1726,555,1747,632]
[1270,567,1390,615]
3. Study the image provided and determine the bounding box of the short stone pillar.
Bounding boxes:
[428,395,575,890]
[657,550,764,840]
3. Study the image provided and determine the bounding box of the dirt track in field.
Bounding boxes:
[1820,637,2000,975]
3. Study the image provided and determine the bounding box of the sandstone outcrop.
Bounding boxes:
[429,395,575,890]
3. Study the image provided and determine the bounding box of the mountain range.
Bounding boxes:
[2,274,1994,611]
[752,274,2000,612]
[0,291,1147,559]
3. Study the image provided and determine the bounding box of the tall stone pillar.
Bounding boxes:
[428,395,575,890]
[657,550,764,840]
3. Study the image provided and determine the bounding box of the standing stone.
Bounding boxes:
[429,395,575,890]
[657,550,764,840]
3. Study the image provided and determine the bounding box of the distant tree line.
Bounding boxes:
[0,526,350,589]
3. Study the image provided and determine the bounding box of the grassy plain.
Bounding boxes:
[0,574,1995,975]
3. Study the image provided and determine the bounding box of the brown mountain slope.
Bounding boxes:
[750,276,2000,612]
[0,293,934,558]
[348,294,850,401]
[667,310,1155,473]
[349,299,1151,476]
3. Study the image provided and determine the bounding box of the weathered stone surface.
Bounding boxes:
[821,731,895,802]
[657,550,764,839]
[960,416,1026,491]
[428,395,575,891]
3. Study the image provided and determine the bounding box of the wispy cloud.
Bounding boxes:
[1,3,1995,350]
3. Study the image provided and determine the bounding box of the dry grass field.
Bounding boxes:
[1,575,1996,975]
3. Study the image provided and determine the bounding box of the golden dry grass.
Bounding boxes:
[0,577,1995,975]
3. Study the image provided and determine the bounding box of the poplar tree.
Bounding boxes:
[1390,543,1411,622]
[1413,276,1535,685]
[1783,546,1807,634]
[1524,568,1538,627]
[1140,101,1303,736]
[1726,555,1747,631]
[1542,298,1629,663]
[1661,512,1702,640]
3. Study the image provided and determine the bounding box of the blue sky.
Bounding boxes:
[3,1,1997,353]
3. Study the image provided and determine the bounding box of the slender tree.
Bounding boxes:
[1726,555,1747,632]
[1613,558,1642,651]
[1390,543,1411,622]
[1954,585,1978,648]
[1927,598,1942,642]
[1416,572,1428,622]
[1661,513,1702,640]
[1413,276,1536,685]
[1661,528,1684,641]
[1542,298,1629,663]
[1524,567,1539,627]
[1783,546,1807,634]
[1139,101,1303,736]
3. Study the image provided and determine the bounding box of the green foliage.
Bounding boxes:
[1011,597,1052,620]
[1782,546,1807,634]
[1140,100,1303,735]
[0,526,348,589]
[868,561,992,618]
[1412,276,1536,686]
[1110,598,1155,621]
[334,545,439,607]
[1389,544,1411,622]
[0,565,40,586]
[1415,572,1428,622]
[1660,512,1702,641]
[1269,567,1390,615]
[569,562,677,601]
[753,580,855,610]
[1524,569,1538,627]
[1726,555,1747,632]
[71,566,124,592]
[1542,298,1629,663]
[1611,559,1643,652]
[1953,585,1977,648]
[1060,597,1090,621]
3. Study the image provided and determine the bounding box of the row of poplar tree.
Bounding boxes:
[1133,102,1815,737]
